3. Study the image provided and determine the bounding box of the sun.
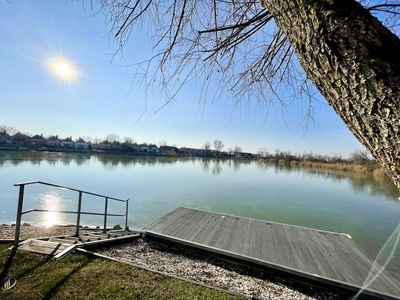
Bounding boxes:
[50,57,78,81]
[55,62,72,77]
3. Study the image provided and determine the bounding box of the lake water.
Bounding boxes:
[1,151,399,280]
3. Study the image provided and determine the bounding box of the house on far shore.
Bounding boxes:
[90,142,100,149]
[59,137,74,148]
[10,132,29,146]
[131,143,141,152]
[28,134,47,147]
[181,147,199,156]
[140,144,149,153]
[0,132,10,144]
[112,141,121,150]
[46,136,60,147]
[74,137,89,150]
[159,145,178,154]
[99,140,112,150]
[236,152,254,159]
[148,144,159,153]
[124,143,141,152]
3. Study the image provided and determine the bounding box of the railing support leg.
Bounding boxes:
[75,191,83,237]
[103,197,108,232]
[125,199,129,230]
[13,185,25,249]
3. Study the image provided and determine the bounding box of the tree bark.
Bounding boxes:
[259,0,400,190]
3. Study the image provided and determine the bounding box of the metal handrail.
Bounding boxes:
[21,209,125,217]
[13,181,129,249]
[14,181,127,202]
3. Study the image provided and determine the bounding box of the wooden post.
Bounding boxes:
[13,184,25,249]
[75,191,82,237]
[103,197,108,232]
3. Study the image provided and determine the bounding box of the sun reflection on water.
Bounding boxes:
[38,192,66,227]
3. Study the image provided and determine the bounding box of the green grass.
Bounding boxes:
[0,244,245,300]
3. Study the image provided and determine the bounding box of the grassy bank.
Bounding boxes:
[0,244,244,300]
[266,158,386,177]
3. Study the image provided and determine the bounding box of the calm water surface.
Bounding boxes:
[1,152,399,279]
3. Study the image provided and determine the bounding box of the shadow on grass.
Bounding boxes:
[0,246,17,283]
[0,245,20,300]
[0,244,52,282]
[1,243,92,299]
[41,258,90,299]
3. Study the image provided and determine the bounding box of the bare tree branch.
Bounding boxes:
[94,0,400,132]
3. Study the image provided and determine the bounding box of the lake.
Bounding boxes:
[1,151,399,280]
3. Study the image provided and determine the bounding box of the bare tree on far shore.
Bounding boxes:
[104,133,120,142]
[124,136,135,145]
[0,125,19,135]
[214,140,224,152]
[234,146,242,155]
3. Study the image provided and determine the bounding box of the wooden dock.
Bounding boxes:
[144,207,400,299]
[18,229,139,259]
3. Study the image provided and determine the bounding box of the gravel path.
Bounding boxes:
[0,225,344,299]
[0,224,78,240]
[97,238,344,300]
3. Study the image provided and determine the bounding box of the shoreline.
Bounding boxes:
[263,158,386,176]
[0,224,99,241]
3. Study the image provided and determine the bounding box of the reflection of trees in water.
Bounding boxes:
[136,156,178,167]
[233,160,243,172]
[200,158,255,175]
[0,152,59,166]
[0,152,13,166]
[200,158,210,173]
[274,163,300,176]
[96,155,120,170]
[29,159,42,166]
[73,155,91,166]
[256,160,271,171]
[2,152,93,167]
[212,160,223,175]
[257,161,296,175]
[10,159,24,166]
[59,155,72,166]
[43,155,57,166]
[346,174,398,199]
[200,158,257,175]
[300,169,398,198]
[120,157,137,167]
[103,161,119,171]
[200,158,228,175]
[257,161,399,200]
[1,152,40,166]
[200,158,224,175]
[3,153,183,170]
[95,155,180,170]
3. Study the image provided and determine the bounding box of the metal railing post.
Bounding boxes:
[103,197,108,232]
[125,199,129,230]
[75,191,83,237]
[13,184,25,249]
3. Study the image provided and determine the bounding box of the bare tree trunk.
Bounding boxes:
[259,0,400,190]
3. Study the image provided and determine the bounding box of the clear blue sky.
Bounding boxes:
[0,1,364,156]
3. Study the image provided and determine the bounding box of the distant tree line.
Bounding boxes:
[258,148,376,165]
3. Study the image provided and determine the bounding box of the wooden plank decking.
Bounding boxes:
[144,207,400,299]
[18,230,139,257]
